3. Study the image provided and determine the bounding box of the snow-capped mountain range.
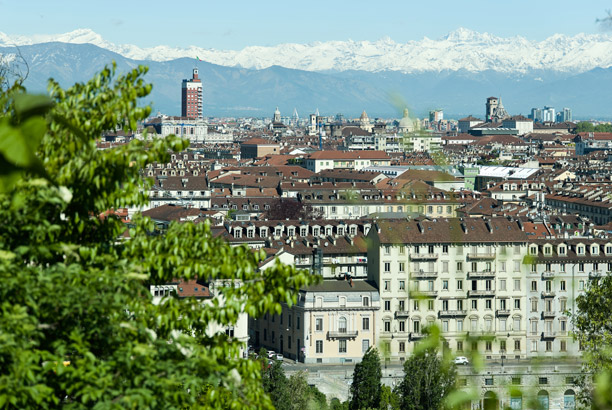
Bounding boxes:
[2,27,612,74]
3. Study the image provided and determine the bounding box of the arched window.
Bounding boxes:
[483,391,498,410]
[510,391,522,410]
[537,391,549,410]
[564,389,575,410]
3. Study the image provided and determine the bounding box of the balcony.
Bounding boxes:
[409,332,425,341]
[541,291,556,299]
[468,290,495,297]
[541,271,555,279]
[467,253,496,260]
[410,253,438,260]
[438,310,467,318]
[541,331,556,340]
[467,271,496,279]
[395,311,410,318]
[541,311,556,319]
[412,271,437,279]
[589,270,602,279]
[327,330,358,339]
[496,309,511,317]
[411,290,438,298]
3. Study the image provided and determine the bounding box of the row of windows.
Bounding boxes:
[383,260,524,273]
[314,339,371,354]
[383,244,523,255]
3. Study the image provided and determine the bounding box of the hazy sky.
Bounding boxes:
[2,0,611,49]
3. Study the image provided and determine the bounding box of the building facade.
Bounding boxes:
[181,68,203,119]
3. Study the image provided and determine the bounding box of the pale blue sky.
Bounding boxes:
[1,0,611,49]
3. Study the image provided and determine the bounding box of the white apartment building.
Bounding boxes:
[367,217,532,361]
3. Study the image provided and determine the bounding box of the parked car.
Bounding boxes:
[274,353,284,361]
[267,351,276,358]
[453,356,469,365]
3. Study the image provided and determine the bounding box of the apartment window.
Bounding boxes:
[531,281,537,291]
[500,340,506,352]
[399,280,405,290]
[531,264,537,273]
[442,245,449,254]
[471,341,478,351]
[560,320,567,332]
[314,340,323,354]
[363,297,369,307]
[362,317,370,331]
[457,319,463,332]
[500,299,507,310]
[471,319,477,331]
[442,261,449,272]
[399,320,405,332]
[471,262,478,272]
[362,339,370,353]
[560,299,567,312]
[413,320,420,333]
[514,279,521,291]
[514,299,521,309]
[399,341,405,353]
[428,300,434,310]
[384,246,390,255]
[339,340,347,353]
[486,341,492,352]
[513,318,521,331]
[539,377,548,385]
[384,321,391,332]
[514,261,521,272]
[560,340,567,352]
[384,280,391,291]
[485,299,492,310]
[514,340,521,351]
[428,280,434,291]
[560,281,566,291]
[531,299,538,312]
[399,245,405,255]
[443,280,449,290]
[545,341,552,352]
[442,300,449,311]
[545,281,552,292]
[531,340,537,352]
[384,262,391,273]
[579,263,584,272]
[413,300,420,310]
[399,262,405,272]
[457,262,463,272]
[457,341,464,351]
[500,262,506,272]
[457,300,464,310]
[315,318,323,331]
[442,320,449,332]
[471,300,478,310]
[579,281,584,290]
[384,300,391,311]
[457,280,463,290]
[560,263,566,272]
[399,300,405,311]
[500,279,506,291]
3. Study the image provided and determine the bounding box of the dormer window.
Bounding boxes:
[591,245,599,255]
[260,228,268,237]
[234,229,242,238]
[529,246,538,256]
[247,229,254,238]
[543,246,552,255]
[558,246,566,255]
[313,227,320,236]
[577,246,585,255]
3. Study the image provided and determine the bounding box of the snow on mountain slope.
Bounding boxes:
[2,27,612,74]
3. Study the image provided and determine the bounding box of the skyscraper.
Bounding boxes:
[181,68,203,119]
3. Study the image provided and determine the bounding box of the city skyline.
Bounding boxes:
[1,0,611,50]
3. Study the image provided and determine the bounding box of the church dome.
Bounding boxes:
[398,108,414,132]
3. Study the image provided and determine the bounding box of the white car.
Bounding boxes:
[454,356,469,365]
[274,353,284,361]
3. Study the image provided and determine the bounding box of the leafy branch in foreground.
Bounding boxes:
[0,62,318,409]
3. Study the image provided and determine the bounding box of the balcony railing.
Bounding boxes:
[327,330,358,339]
[412,271,437,279]
[541,311,556,319]
[541,271,555,279]
[411,290,438,297]
[466,253,496,260]
[438,310,467,318]
[589,270,602,279]
[467,271,496,279]
[468,290,495,297]
[395,311,410,318]
[541,331,556,340]
[496,309,511,317]
[409,332,425,341]
[541,291,556,298]
[410,253,438,260]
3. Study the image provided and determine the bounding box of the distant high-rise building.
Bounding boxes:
[542,106,556,123]
[181,68,203,119]
[273,107,281,123]
[429,109,443,122]
[529,108,543,123]
[557,107,572,123]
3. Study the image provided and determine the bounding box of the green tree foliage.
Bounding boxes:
[379,385,399,410]
[0,64,318,408]
[396,347,457,410]
[573,275,612,408]
[349,347,382,410]
[261,359,327,410]
[575,121,612,133]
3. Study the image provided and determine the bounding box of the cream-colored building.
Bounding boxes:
[250,280,380,363]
